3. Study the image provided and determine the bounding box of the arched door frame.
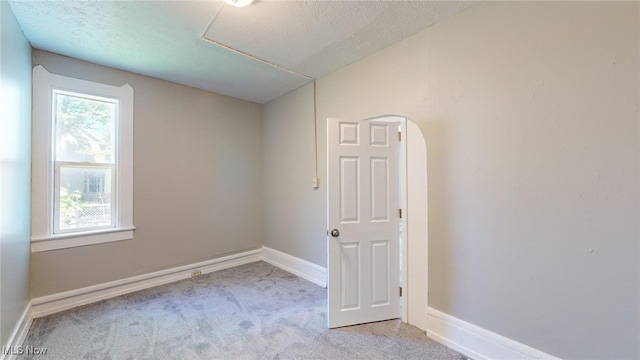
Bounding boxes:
[365,115,428,330]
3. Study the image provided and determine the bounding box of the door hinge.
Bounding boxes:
[399,209,402,218]
[398,131,402,141]
[399,287,403,297]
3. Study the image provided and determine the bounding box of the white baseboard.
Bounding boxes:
[261,246,327,288]
[31,249,262,319]
[1,302,33,360]
[30,246,327,319]
[426,307,560,360]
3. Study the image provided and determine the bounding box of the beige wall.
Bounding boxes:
[0,0,32,348]
[30,51,264,297]
[263,2,639,358]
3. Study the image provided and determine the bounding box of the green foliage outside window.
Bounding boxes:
[56,94,114,162]
[59,186,85,227]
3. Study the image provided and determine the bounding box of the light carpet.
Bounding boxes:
[19,261,463,359]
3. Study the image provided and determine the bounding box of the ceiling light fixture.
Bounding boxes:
[224,0,254,7]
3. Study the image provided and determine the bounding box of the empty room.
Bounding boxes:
[1,0,638,359]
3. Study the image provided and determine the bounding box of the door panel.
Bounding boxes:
[371,240,390,306]
[370,157,389,221]
[340,156,360,222]
[328,117,400,328]
[340,242,360,309]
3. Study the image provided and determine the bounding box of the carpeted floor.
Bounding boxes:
[18,261,463,359]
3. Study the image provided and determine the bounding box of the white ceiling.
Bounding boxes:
[8,0,475,104]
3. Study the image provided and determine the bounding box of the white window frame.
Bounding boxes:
[32,65,134,252]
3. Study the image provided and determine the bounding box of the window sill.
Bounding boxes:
[31,226,135,253]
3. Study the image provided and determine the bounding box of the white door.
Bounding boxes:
[327,117,400,328]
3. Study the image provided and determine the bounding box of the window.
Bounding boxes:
[32,66,134,252]
[53,91,116,233]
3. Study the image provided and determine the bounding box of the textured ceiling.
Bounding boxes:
[8,0,475,104]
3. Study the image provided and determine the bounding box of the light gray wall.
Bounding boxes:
[262,83,326,266]
[262,2,639,358]
[31,50,264,297]
[0,0,32,348]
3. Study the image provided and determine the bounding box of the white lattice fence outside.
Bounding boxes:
[61,203,110,229]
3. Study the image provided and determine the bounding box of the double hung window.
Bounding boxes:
[32,66,134,252]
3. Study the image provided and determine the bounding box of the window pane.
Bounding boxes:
[58,166,113,231]
[55,92,116,163]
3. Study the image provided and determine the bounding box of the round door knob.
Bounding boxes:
[330,229,340,237]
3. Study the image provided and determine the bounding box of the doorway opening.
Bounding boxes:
[326,115,428,331]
